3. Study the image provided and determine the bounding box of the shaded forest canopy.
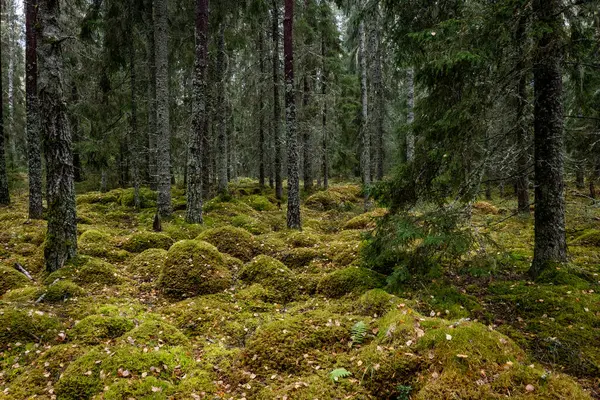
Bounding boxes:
[0,0,600,399]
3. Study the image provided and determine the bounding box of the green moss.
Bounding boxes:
[45,257,122,287]
[239,255,298,302]
[277,247,322,269]
[1,286,38,303]
[317,266,385,298]
[122,319,189,347]
[376,308,425,345]
[343,208,386,230]
[244,194,276,211]
[122,231,174,253]
[322,240,362,267]
[243,311,353,374]
[78,229,129,262]
[305,186,361,211]
[77,189,122,205]
[203,198,255,216]
[286,231,321,247]
[103,376,173,400]
[472,201,500,215]
[0,308,62,346]
[255,373,371,400]
[158,240,232,299]
[416,283,484,319]
[70,315,134,344]
[355,289,403,317]
[120,187,157,208]
[128,248,168,282]
[572,229,600,246]
[296,273,321,295]
[231,214,271,234]
[55,345,195,400]
[41,280,86,303]
[196,226,258,261]
[0,264,30,295]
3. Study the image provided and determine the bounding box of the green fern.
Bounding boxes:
[329,368,352,382]
[351,321,367,345]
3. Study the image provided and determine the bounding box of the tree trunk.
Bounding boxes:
[7,0,18,169]
[371,21,384,181]
[145,0,157,189]
[284,0,301,229]
[71,85,84,183]
[272,0,283,200]
[129,0,141,210]
[0,0,9,205]
[321,35,328,190]
[406,67,415,162]
[38,0,78,272]
[26,0,41,215]
[529,0,567,278]
[258,30,266,188]
[359,21,370,206]
[515,14,530,215]
[301,0,313,193]
[154,0,171,217]
[186,0,208,223]
[216,24,228,195]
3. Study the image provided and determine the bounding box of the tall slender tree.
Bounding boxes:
[144,0,157,188]
[272,0,283,200]
[515,13,530,215]
[258,29,266,188]
[216,23,228,195]
[0,0,9,205]
[38,0,77,272]
[359,21,370,205]
[186,0,209,224]
[284,0,300,229]
[529,0,567,278]
[154,0,172,217]
[321,34,329,190]
[406,67,415,162]
[26,0,42,218]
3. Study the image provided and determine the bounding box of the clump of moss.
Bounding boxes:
[572,229,600,246]
[103,376,173,400]
[355,289,403,317]
[416,283,483,319]
[343,208,386,230]
[255,373,371,400]
[46,257,122,287]
[128,248,168,282]
[305,190,346,211]
[0,264,30,295]
[321,240,362,267]
[55,345,195,400]
[69,315,134,344]
[277,247,322,269]
[472,201,499,215]
[120,187,157,208]
[231,214,271,235]
[196,226,258,261]
[122,231,174,253]
[122,319,189,347]
[244,194,276,211]
[239,255,298,302]
[158,240,232,299]
[243,311,353,374]
[41,280,86,303]
[286,231,320,247]
[317,266,385,298]
[0,308,62,346]
[203,197,255,216]
[1,286,38,303]
[78,229,129,261]
[77,189,122,205]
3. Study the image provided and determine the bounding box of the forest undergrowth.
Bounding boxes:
[0,179,598,399]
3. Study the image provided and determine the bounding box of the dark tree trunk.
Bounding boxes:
[71,85,84,183]
[202,94,212,198]
[406,68,415,162]
[26,0,41,215]
[321,35,328,190]
[38,0,78,272]
[145,0,157,189]
[372,23,384,181]
[530,0,567,278]
[186,0,208,223]
[154,0,172,217]
[359,21,370,207]
[0,0,10,205]
[284,0,301,229]
[272,0,283,200]
[302,0,313,193]
[129,0,141,210]
[258,30,266,188]
[575,166,585,189]
[216,24,228,195]
[515,14,530,215]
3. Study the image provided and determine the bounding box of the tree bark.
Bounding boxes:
[372,22,384,181]
[0,0,10,205]
[145,0,157,189]
[359,21,370,206]
[530,0,567,278]
[26,0,41,214]
[129,0,141,210]
[284,0,301,229]
[272,0,283,200]
[515,14,530,215]
[321,35,328,190]
[406,67,415,162]
[216,24,228,195]
[38,0,78,272]
[154,0,172,217]
[186,0,208,223]
[258,30,266,188]
[301,0,313,193]
[6,0,17,169]
[71,85,84,183]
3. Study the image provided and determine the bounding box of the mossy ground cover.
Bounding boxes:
[0,182,598,398]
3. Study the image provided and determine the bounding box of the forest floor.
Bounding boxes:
[0,179,599,399]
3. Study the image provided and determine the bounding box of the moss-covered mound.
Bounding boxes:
[121,319,189,347]
[0,308,62,346]
[239,255,298,302]
[41,280,86,303]
[255,373,371,399]
[231,214,271,235]
[305,186,361,211]
[195,226,258,261]
[317,266,386,298]
[355,288,403,317]
[78,229,129,261]
[276,247,322,269]
[343,208,386,230]
[243,311,353,374]
[472,200,500,215]
[69,315,134,344]
[120,187,157,208]
[77,189,122,205]
[0,264,30,295]
[158,240,232,299]
[244,194,276,211]
[572,228,600,246]
[45,257,122,287]
[286,231,321,248]
[122,231,174,253]
[128,248,168,282]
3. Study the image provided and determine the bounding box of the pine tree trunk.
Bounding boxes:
[129,0,141,210]
[7,0,17,169]
[154,0,172,217]
[0,0,10,205]
[216,24,228,195]
[359,21,370,206]
[530,0,567,278]
[302,75,313,192]
[186,0,208,223]
[258,30,266,188]
[145,0,157,189]
[202,94,212,198]
[71,85,84,183]
[515,14,530,215]
[372,22,384,181]
[272,0,283,200]
[38,0,77,272]
[284,0,301,229]
[406,67,415,162]
[26,0,41,216]
[321,35,328,190]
